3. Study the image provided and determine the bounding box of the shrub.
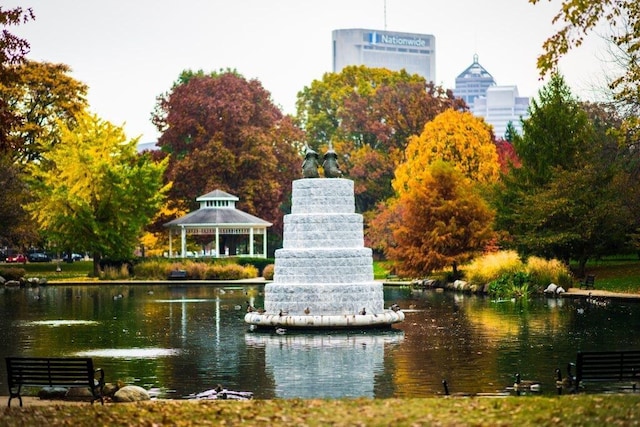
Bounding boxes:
[262,264,274,280]
[463,251,524,286]
[525,256,573,291]
[237,257,274,276]
[0,267,26,281]
[100,265,130,280]
[205,263,257,280]
[488,271,531,299]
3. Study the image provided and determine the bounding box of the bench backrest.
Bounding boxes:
[576,350,640,382]
[6,357,95,388]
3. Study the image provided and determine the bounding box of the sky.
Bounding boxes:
[7,0,611,144]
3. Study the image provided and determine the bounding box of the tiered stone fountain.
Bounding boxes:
[245,152,404,328]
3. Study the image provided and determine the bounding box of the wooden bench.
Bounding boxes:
[168,269,188,280]
[5,357,104,407]
[579,274,595,290]
[568,350,640,393]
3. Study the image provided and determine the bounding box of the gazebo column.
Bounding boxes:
[249,228,254,257]
[263,228,267,258]
[215,227,220,259]
[180,226,186,258]
[169,228,173,258]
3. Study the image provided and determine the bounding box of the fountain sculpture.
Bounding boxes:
[245,148,404,329]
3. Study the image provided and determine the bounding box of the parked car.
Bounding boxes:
[28,252,51,262]
[6,254,27,263]
[63,253,84,262]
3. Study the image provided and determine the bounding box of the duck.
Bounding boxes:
[514,373,541,392]
[275,327,286,335]
[304,307,311,315]
[390,303,401,312]
[359,307,367,315]
[555,368,572,392]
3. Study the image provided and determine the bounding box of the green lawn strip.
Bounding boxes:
[2,396,640,426]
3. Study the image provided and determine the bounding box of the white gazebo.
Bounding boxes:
[164,190,272,258]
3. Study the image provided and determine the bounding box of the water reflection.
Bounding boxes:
[1,284,639,398]
[245,331,404,398]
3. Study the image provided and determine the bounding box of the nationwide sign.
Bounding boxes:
[368,31,428,48]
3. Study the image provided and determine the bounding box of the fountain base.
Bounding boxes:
[244,310,404,329]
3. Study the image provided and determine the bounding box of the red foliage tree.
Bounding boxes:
[153,71,303,238]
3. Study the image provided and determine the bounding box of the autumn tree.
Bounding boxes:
[296,65,466,213]
[1,61,88,163]
[388,161,495,278]
[531,0,640,111]
[0,6,34,153]
[27,112,169,276]
[393,109,500,195]
[152,70,303,241]
[0,6,34,248]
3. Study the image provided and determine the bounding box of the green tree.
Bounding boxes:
[27,112,169,276]
[152,70,303,240]
[388,161,495,278]
[494,76,635,272]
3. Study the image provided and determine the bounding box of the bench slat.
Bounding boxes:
[573,350,640,391]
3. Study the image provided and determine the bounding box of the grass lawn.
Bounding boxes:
[2,395,640,426]
[576,255,640,293]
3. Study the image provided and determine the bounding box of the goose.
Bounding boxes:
[514,373,541,392]
[555,368,571,392]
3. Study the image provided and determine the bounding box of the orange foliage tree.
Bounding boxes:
[388,161,495,278]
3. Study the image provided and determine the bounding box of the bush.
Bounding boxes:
[132,258,260,280]
[262,264,274,280]
[237,257,274,276]
[0,267,26,281]
[525,256,573,291]
[488,271,531,299]
[463,251,524,287]
[100,265,131,280]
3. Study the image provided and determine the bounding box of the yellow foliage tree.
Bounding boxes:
[393,109,499,196]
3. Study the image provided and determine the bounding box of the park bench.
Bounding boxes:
[567,350,640,393]
[5,357,104,407]
[168,269,188,280]
[579,274,595,290]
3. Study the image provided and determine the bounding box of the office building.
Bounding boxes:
[332,29,436,82]
[472,85,530,138]
[453,54,496,105]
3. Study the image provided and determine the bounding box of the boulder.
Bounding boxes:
[113,385,150,402]
[66,387,94,400]
[38,387,68,400]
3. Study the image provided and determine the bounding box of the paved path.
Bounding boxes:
[561,287,640,301]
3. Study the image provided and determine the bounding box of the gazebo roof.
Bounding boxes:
[164,189,272,228]
[164,207,272,227]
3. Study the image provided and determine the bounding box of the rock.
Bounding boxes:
[5,280,21,287]
[102,382,120,397]
[544,283,558,294]
[113,385,150,402]
[66,387,94,400]
[38,387,68,400]
[556,286,566,294]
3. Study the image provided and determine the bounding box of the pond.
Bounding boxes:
[1,283,639,399]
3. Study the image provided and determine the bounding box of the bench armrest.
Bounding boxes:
[94,368,105,387]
